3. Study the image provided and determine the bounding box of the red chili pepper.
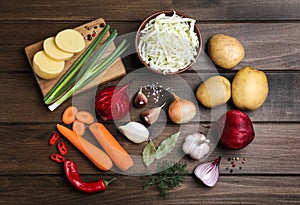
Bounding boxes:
[49,132,60,146]
[64,160,116,193]
[57,141,68,156]
[50,153,65,163]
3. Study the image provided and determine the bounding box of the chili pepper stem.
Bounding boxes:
[104,177,117,186]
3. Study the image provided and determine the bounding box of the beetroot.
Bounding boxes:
[95,83,130,121]
[211,110,255,149]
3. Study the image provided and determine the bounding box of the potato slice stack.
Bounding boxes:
[33,29,85,79]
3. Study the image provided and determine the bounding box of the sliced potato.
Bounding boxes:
[43,37,74,61]
[55,29,85,53]
[33,51,65,79]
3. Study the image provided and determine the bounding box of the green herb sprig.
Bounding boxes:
[143,161,188,198]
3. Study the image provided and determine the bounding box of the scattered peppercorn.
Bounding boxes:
[87,34,92,41]
[100,23,106,28]
[225,155,248,173]
[92,30,97,37]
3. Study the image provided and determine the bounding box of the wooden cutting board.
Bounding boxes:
[24,18,126,98]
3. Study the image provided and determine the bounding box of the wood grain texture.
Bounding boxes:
[0,22,299,74]
[0,175,299,204]
[24,18,126,97]
[0,0,300,204]
[0,123,299,175]
[0,71,299,122]
[0,0,299,21]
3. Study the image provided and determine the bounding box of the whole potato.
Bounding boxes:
[208,34,245,69]
[196,76,231,108]
[232,66,268,110]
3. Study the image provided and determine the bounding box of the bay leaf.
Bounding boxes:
[155,131,180,160]
[142,139,156,167]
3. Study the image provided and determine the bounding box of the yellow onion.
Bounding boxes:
[168,94,197,124]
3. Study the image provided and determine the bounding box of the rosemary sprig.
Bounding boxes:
[143,161,188,198]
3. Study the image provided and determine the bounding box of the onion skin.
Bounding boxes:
[212,110,255,149]
[194,156,221,187]
[168,95,196,124]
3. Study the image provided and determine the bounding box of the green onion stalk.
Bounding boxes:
[48,39,129,111]
[44,24,111,105]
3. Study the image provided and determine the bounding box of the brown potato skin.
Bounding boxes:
[208,34,245,69]
[232,66,269,110]
[196,76,231,108]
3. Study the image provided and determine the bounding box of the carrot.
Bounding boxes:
[89,122,133,172]
[56,124,113,171]
[72,120,85,136]
[62,106,78,124]
[75,111,94,124]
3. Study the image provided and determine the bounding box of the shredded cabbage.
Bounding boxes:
[138,12,199,74]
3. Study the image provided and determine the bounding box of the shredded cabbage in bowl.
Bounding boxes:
[138,11,200,74]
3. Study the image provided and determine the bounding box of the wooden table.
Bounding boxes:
[1,1,299,204]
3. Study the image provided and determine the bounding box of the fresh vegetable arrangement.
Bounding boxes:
[40,11,270,198]
[48,29,129,111]
[44,25,111,105]
[33,29,85,80]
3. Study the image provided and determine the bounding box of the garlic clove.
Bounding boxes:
[190,144,210,160]
[119,121,149,143]
[182,140,197,155]
[134,87,148,108]
[141,102,165,125]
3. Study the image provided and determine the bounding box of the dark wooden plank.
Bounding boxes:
[0,1,299,204]
[1,71,299,123]
[0,22,299,74]
[0,0,299,21]
[0,123,299,175]
[0,175,299,204]
[199,23,300,71]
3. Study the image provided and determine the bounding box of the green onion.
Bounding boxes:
[44,24,111,104]
[45,29,118,105]
[48,39,129,111]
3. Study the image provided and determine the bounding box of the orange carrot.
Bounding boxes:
[56,124,113,171]
[72,120,85,136]
[75,111,94,124]
[89,122,133,172]
[62,106,78,124]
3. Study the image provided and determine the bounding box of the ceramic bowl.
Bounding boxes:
[135,10,202,75]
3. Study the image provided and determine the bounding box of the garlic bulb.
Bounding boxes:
[119,121,149,143]
[182,133,210,160]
